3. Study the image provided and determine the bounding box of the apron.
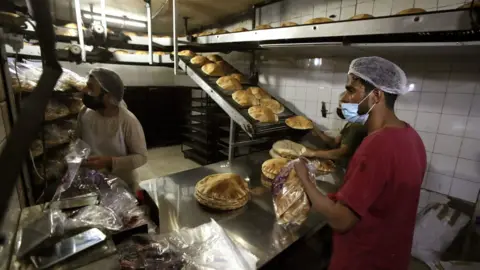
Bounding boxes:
[80,108,138,189]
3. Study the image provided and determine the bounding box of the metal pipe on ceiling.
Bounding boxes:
[73,0,86,61]
[173,0,178,75]
[146,1,153,65]
[100,0,107,39]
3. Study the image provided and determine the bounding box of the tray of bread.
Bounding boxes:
[178,50,313,137]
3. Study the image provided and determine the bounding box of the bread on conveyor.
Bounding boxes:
[232,90,257,107]
[396,8,426,15]
[198,31,213,36]
[122,31,137,37]
[232,27,248,32]
[349,14,374,20]
[217,61,235,74]
[230,73,244,82]
[213,29,229,34]
[304,17,333,24]
[206,54,223,62]
[255,24,272,30]
[286,116,314,130]
[202,63,225,76]
[259,98,284,114]
[135,51,148,55]
[194,173,249,210]
[272,140,306,159]
[216,76,242,91]
[114,50,130,54]
[190,55,210,65]
[246,87,271,100]
[261,158,289,188]
[178,50,196,57]
[154,51,167,56]
[248,106,279,123]
[281,21,298,27]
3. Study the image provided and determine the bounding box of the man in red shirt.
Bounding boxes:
[295,56,426,270]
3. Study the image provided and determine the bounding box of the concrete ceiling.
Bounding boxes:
[50,0,265,34]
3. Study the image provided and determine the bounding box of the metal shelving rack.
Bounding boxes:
[181,88,228,165]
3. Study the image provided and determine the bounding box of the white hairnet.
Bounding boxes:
[348,56,408,95]
[89,68,124,104]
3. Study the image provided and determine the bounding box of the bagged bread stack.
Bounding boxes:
[194,173,249,210]
[261,158,288,188]
[272,160,315,225]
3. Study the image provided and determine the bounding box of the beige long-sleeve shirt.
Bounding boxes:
[76,105,147,189]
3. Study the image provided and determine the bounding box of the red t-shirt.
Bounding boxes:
[329,124,426,270]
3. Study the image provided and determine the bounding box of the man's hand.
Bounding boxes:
[294,158,312,182]
[302,148,317,158]
[83,156,113,171]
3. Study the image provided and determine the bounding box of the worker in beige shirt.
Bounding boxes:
[77,68,147,190]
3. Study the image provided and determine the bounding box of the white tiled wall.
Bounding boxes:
[240,0,480,204]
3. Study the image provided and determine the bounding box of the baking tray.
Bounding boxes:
[178,55,296,137]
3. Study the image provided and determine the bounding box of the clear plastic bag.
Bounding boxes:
[8,59,41,93]
[70,205,123,231]
[411,203,470,265]
[118,220,258,270]
[272,158,316,226]
[167,219,258,270]
[43,123,71,147]
[56,67,87,91]
[51,139,91,201]
[117,235,185,270]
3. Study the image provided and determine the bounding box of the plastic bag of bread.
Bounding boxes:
[8,59,41,92]
[272,159,316,226]
[31,139,44,157]
[44,100,70,121]
[56,67,87,91]
[64,96,84,114]
[44,124,71,147]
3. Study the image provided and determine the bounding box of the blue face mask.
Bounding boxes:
[341,91,375,124]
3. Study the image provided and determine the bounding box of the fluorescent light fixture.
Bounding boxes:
[83,13,146,28]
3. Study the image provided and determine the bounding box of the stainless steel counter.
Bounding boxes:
[140,151,344,267]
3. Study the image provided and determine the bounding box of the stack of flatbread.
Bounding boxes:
[194,173,249,210]
[261,158,289,188]
[270,140,306,160]
[272,165,311,225]
[286,116,314,130]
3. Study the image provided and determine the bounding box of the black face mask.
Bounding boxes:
[336,107,345,119]
[82,91,105,110]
